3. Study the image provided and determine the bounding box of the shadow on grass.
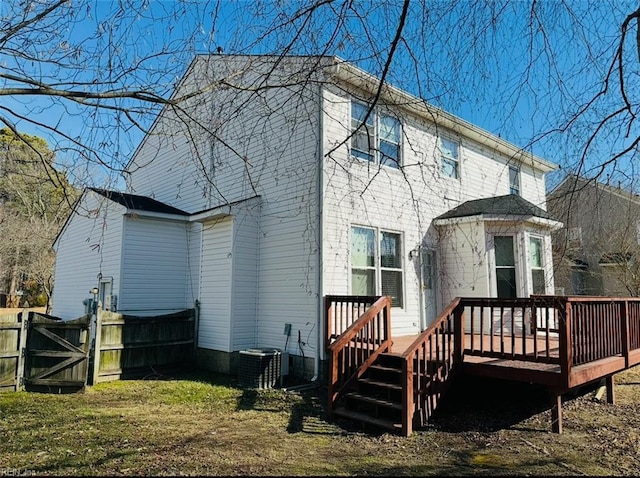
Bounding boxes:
[429,375,601,433]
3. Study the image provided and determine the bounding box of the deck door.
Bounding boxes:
[420,249,437,329]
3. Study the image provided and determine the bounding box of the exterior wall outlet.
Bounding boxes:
[284,323,292,336]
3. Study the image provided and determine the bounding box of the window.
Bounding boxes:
[351,101,401,168]
[351,226,404,307]
[509,166,520,195]
[495,236,517,298]
[440,137,459,179]
[567,227,582,248]
[530,236,546,295]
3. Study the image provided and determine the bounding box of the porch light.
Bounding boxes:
[409,248,420,260]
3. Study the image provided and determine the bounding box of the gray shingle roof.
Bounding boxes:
[90,188,188,215]
[435,194,558,221]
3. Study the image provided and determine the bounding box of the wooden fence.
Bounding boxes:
[0,307,198,391]
[91,307,198,384]
[0,311,91,393]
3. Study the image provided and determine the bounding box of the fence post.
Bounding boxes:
[91,308,103,385]
[16,310,29,391]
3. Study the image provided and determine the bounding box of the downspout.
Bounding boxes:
[311,80,325,383]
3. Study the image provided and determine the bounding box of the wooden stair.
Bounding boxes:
[332,353,408,433]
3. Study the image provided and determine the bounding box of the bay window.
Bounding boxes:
[351,226,404,307]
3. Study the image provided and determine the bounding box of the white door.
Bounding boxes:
[420,249,437,329]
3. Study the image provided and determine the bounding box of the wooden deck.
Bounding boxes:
[326,295,640,435]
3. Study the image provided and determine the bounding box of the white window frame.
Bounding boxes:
[493,235,518,299]
[350,101,402,169]
[350,225,404,308]
[509,165,520,195]
[529,235,547,295]
[439,136,460,179]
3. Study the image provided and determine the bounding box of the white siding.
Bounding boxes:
[127,56,321,357]
[230,202,260,350]
[52,191,124,319]
[321,85,551,336]
[119,217,192,314]
[198,216,233,351]
[438,219,489,305]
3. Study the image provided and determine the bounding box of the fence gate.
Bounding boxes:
[23,312,91,393]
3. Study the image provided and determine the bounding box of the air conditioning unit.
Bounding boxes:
[237,348,287,389]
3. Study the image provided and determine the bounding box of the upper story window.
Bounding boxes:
[439,137,460,179]
[351,101,401,169]
[509,166,520,195]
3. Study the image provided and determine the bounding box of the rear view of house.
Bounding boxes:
[52,54,560,381]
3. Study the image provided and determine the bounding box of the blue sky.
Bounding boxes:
[2,0,638,191]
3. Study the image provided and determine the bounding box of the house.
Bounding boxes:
[547,175,640,296]
[52,54,561,380]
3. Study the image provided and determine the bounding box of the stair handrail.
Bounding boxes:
[327,295,392,414]
[401,297,463,435]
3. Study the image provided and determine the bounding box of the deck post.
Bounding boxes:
[454,304,463,365]
[606,375,615,404]
[550,391,563,434]
[325,297,333,352]
[558,299,572,390]
[621,300,630,369]
[402,357,413,437]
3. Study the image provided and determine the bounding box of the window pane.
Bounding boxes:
[351,227,375,267]
[351,102,374,161]
[352,102,374,126]
[382,270,403,307]
[380,115,399,142]
[352,127,374,161]
[532,269,546,295]
[530,237,543,268]
[441,157,458,178]
[496,268,517,298]
[380,232,401,268]
[352,269,376,296]
[495,236,515,266]
[509,166,520,195]
[380,141,400,168]
[440,138,458,159]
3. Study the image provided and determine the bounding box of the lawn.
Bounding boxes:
[1,366,640,476]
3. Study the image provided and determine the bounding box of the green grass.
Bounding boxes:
[1,368,640,475]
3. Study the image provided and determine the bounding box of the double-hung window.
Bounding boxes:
[530,236,546,294]
[351,101,401,168]
[509,166,520,195]
[351,226,404,307]
[440,137,460,179]
[495,236,517,298]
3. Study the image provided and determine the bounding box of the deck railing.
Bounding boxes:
[326,294,640,435]
[462,296,563,364]
[326,295,391,415]
[401,298,462,436]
